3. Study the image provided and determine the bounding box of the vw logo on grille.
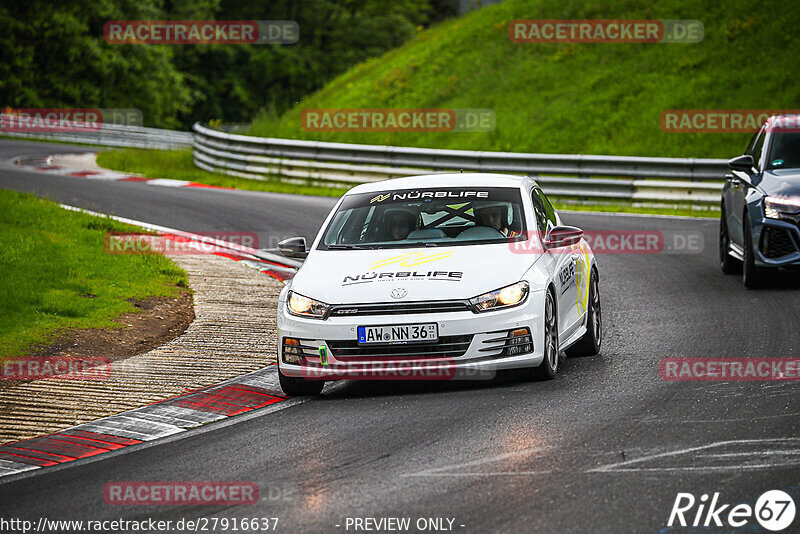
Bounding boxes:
[390,288,408,299]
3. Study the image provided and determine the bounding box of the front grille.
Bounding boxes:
[327,335,473,359]
[329,300,472,317]
[761,227,797,258]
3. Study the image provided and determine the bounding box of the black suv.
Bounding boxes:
[720,115,800,288]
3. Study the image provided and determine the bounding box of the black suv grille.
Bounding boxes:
[761,227,797,258]
[327,335,473,359]
[329,300,472,317]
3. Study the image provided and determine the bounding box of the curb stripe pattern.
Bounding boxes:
[14,154,233,190]
[59,205,300,282]
[0,432,142,468]
[152,235,297,282]
[203,250,296,282]
[17,153,302,282]
[0,366,287,479]
[1,157,299,479]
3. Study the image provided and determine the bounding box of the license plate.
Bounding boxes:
[357,323,438,345]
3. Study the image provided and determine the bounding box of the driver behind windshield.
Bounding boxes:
[474,202,519,237]
[383,208,418,241]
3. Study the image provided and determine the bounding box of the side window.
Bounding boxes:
[744,129,760,155]
[752,133,766,169]
[535,188,558,229]
[746,126,765,169]
[530,190,547,235]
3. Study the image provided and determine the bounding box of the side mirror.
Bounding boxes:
[543,225,584,250]
[728,154,755,173]
[278,237,308,259]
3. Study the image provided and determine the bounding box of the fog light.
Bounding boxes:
[505,328,532,356]
[282,337,302,364]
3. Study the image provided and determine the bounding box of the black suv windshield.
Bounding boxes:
[766,130,800,170]
[318,186,526,250]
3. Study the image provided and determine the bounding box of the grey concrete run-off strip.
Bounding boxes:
[0,254,281,445]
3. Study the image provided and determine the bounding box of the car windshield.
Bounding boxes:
[766,130,800,170]
[318,186,526,249]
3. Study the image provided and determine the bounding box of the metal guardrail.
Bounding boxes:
[0,116,192,149]
[192,123,728,206]
[0,113,729,206]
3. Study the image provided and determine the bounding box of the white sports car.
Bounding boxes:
[276,174,601,396]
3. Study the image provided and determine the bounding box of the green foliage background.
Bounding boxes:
[0,0,455,129]
[248,0,800,158]
[2,0,798,157]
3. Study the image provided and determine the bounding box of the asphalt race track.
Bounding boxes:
[1,140,799,533]
[0,140,336,247]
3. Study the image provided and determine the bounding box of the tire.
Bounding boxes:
[532,289,559,380]
[566,269,602,357]
[742,215,767,289]
[719,207,741,274]
[278,367,324,396]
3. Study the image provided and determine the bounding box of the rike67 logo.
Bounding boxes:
[668,490,795,531]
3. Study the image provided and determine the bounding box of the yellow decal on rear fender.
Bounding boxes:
[575,242,591,314]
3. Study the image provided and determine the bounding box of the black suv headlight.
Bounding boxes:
[764,196,800,220]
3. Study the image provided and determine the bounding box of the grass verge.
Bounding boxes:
[0,189,189,359]
[553,201,717,218]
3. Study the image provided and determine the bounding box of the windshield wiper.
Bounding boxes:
[327,244,373,249]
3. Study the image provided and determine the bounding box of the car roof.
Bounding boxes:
[767,114,800,120]
[346,173,533,195]
[765,114,800,126]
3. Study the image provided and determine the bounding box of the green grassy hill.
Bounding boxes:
[248,0,799,158]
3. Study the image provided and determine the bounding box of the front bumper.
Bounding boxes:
[752,216,800,268]
[276,292,545,381]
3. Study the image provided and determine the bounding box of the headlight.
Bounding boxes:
[287,291,329,319]
[470,281,530,312]
[764,196,800,219]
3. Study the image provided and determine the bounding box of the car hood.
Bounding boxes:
[290,244,538,304]
[759,169,800,197]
